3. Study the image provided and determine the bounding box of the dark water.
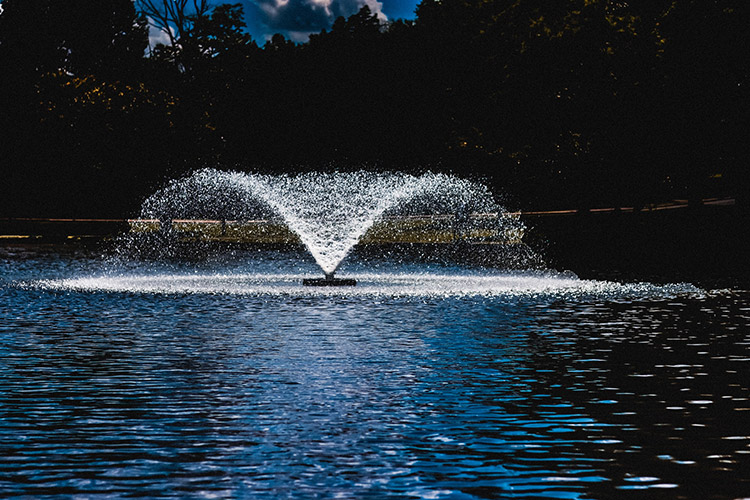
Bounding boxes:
[1,243,749,499]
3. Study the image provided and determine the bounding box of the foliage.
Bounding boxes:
[0,0,147,78]
[0,0,747,216]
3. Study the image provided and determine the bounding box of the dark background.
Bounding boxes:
[1,0,747,217]
[0,0,747,280]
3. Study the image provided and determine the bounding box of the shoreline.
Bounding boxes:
[0,197,737,239]
[2,199,746,286]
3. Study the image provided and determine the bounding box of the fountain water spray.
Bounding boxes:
[137,169,522,285]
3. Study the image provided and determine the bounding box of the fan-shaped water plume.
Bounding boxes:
[135,169,527,280]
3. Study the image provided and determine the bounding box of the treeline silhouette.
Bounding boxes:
[0,0,747,217]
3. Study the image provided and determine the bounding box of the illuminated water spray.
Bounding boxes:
[139,169,523,285]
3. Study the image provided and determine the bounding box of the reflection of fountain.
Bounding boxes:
[134,169,527,284]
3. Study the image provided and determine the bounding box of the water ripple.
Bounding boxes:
[1,249,747,499]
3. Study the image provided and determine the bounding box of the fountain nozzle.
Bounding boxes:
[303,271,356,287]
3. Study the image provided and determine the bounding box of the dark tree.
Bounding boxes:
[0,0,147,78]
[1,0,747,216]
[136,0,210,48]
[0,0,152,216]
[653,0,750,207]
[141,1,257,74]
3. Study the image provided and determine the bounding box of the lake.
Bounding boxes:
[1,242,748,499]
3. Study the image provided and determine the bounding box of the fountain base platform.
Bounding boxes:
[303,275,357,286]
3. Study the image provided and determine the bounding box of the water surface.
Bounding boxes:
[1,243,748,499]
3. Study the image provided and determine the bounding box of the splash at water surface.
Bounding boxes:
[34,270,702,299]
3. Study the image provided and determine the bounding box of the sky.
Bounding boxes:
[239,0,420,42]
[0,0,420,48]
[145,0,421,46]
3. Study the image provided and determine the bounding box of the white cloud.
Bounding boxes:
[287,30,316,42]
[309,0,334,17]
[363,0,387,21]
[250,0,387,42]
[146,17,176,52]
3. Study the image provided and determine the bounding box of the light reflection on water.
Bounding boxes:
[30,271,701,299]
[1,244,749,499]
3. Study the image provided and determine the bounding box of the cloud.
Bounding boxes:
[287,30,319,43]
[135,0,399,48]
[241,0,387,42]
[146,17,176,51]
[365,0,387,21]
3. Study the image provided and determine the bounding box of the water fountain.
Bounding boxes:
[7,171,735,500]
[131,169,528,287]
